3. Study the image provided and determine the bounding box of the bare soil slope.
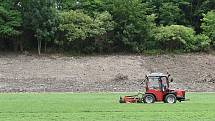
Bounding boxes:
[0,53,214,92]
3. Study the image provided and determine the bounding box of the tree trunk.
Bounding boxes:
[20,39,23,52]
[38,39,41,55]
[13,39,18,52]
[44,41,47,53]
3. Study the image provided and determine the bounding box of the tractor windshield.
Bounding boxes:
[148,77,160,89]
[147,76,169,91]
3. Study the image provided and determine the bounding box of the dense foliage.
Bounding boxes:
[153,25,196,50]
[153,25,211,51]
[20,0,59,54]
[0,0,214,54]
[201,10,215,48]
[0,0,22,51]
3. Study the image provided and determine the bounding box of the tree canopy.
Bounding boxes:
[0,0,214,54]
[0,0,22,38]
[201,10,215,47]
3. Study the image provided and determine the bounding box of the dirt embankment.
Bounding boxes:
[0,53,214,92]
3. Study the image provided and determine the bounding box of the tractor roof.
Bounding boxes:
[147,73,168,77]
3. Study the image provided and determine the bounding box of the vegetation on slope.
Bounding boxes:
[0,0,215,54]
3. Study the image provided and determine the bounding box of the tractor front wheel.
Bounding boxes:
[165,94,176,104]
[144,94,155,104]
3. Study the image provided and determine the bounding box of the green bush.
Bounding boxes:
[201,11,215,48]
[153,25,196,51]
[193,34,211,51]
[58,10,115,53]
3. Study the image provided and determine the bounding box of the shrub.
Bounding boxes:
[193,34,211,51]
[153,25,196,51]
[201,11,215,48]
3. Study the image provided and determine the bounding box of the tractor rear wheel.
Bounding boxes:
[165,94,176,104]
[144,94,155,103]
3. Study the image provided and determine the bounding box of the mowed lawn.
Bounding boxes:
[0,93,214,121]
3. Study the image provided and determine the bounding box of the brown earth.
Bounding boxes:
[0,53,214,92]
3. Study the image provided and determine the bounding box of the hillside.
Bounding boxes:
[0,53,214,92]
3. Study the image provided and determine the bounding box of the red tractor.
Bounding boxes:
[120,73,186,104]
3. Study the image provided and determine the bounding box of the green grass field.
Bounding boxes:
[0,93,214,121]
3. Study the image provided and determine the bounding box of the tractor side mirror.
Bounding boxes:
[141,79,146,85]
[170,78,173,82]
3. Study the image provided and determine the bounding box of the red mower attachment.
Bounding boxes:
[119,93,144,103]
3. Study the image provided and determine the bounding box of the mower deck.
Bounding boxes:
[119,93,144,103]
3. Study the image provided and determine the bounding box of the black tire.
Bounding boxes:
[144,94,155,103]
[165,94,176,104]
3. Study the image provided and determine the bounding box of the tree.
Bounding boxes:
[59,10,95,42]
[102,0,156,52]
[201,11,215,47]
[58,10,115,53]
[158,2,182,25]
[0,0,22,51]
[180,0,215,32]
[200,0,215,13]
[20,0,59,55]
[142,0,189,25]
[57,0,103,13]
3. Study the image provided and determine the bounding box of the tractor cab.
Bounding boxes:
[146,73,170,92]
[119,73,186,104]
